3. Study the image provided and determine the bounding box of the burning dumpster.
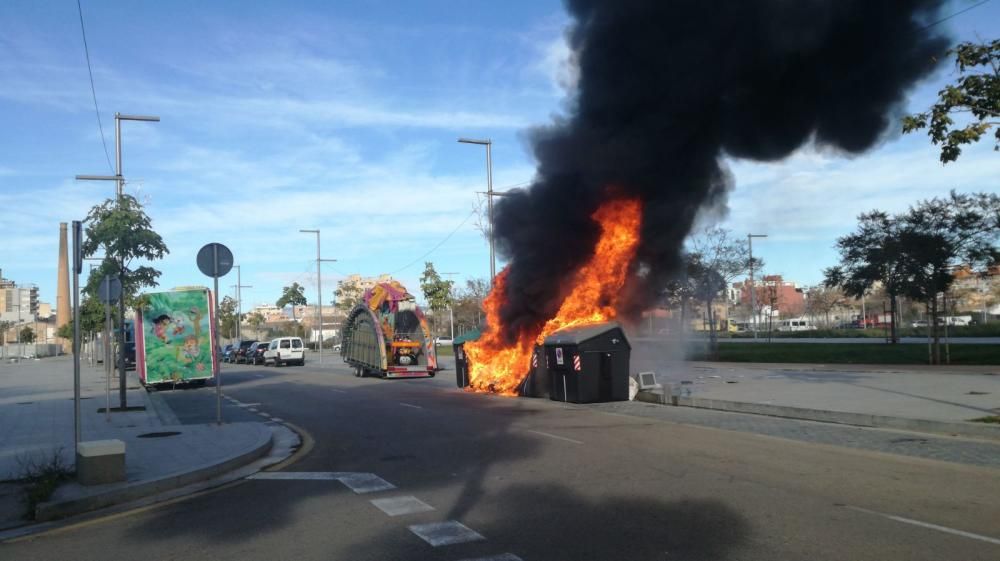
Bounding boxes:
[519,345,551,398]
[452,329,481,389]
[544,322,630,403]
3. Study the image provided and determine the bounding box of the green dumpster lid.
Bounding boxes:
[453,328,482,345]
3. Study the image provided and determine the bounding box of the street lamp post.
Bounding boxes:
[231,266,252,344]
[458,138,496,286]
[443,272,459,340]
[300,229,336,363]
[747,234,768,340]
[76,112,159,409]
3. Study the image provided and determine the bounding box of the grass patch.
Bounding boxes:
[17,450,72,519]
[689,342,1000,365]
[434,345,455,357]
[969,416,1000,424]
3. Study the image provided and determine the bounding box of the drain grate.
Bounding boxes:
[16,401,33,405]
[966,391,990,395]
[137,431,181,439]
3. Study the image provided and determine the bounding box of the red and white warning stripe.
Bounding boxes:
[573,354,581,371]
[532,352,538,369]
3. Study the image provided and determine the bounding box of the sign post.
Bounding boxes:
[72,221,82,454]
[197,243,233,425]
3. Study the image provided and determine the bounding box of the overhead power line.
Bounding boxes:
[918,0,992,32]
[75,0,114,173]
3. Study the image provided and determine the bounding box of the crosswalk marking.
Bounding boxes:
[408,521,485,547]
[370,495,434,516]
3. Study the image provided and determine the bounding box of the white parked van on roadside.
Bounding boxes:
[776,318,817,332]
[265,336,305,366]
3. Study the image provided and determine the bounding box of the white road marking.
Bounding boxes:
[846,506,1000,546]
[330,389,346,393]
[370,495,435,516]
[236,403,261,408]
[409,521,485,547]
[249,472,348,480]
[399,402,422,409]
[457,555,523,561]
[248,408,258,413]
[527,429,583,444]
[259,412,272,418]
[339,473,396,494]
[270,417,284,422]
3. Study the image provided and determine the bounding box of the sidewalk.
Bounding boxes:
[636,361,1000,440]
[0,355,286,527]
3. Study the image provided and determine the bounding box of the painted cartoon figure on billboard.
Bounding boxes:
[136,288,215,385]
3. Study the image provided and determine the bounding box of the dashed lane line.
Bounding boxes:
[526,429,583,445]
[399,402,423,409]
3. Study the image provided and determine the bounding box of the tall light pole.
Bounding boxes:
[76,111,159,409]
[458,138,496,285]
[443,272,459,339]
[231,265,253,343]
[300,229,336,363]
[747,234,767,340]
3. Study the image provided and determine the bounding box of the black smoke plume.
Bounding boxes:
[491,0,950,341]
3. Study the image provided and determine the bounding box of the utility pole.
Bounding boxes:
[300,229,335,363]
[747,234,767,340]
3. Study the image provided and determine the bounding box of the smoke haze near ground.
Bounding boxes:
[491,0,950,343]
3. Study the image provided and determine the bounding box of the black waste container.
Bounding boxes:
[452,329,481,389]
[519,345,551,398]
[544,322,630,403]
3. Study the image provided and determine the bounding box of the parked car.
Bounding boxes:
[221,344,236,363]
[265,336,305,366]
[247,341,270,365]
[234,340,258,364]
[435,336,454,346]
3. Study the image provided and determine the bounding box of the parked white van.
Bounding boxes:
[776,318,817,332]
[265,336,305,366]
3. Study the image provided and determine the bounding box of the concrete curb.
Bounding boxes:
[635,391,1000,442]
[34,425,274,522]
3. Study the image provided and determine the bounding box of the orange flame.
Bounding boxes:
[465,197,642,395]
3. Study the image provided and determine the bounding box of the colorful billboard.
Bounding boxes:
[137,288,215,385]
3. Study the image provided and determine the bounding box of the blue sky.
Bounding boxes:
[1,0,999,312]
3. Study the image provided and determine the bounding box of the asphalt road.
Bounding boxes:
[4,360,999,560]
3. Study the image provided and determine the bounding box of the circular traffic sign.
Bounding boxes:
[197,243,233,278]
[98,275,121,304]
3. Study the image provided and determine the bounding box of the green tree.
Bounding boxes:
[898,192,1000,363]
[334,277,364,312]
[825,211,910,342]
[82,194,169,308]
[246,312,265,338]
[218,296,238,339]
[0,320,12,346]
[687,228,758,351]
[56,296,108,340]
[451,278,489,334]
[19,326,35,344]
[419,262,453,313]
[903,39,999,163]
[276,282,307,322]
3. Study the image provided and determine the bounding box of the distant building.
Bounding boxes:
[0,271,39,323]
[731,275,806,319]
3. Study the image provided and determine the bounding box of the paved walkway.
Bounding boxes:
[641,361,1000,423]
[0,355,277,525]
